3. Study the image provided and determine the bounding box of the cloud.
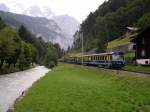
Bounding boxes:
[0,3,9,12]
[0,0,105,22]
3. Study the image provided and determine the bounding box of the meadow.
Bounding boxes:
[15,63,150,112]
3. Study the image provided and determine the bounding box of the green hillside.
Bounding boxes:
[72,0,150,53]
[107,33,137,49]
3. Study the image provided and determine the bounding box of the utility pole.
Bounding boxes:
[81,32,84,67]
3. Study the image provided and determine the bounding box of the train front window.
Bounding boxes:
[112,54,124,61]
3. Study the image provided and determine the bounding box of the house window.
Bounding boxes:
[141,49,145,57]
[142,38,145,44]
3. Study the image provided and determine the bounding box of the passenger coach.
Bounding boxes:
[64,52,125,68]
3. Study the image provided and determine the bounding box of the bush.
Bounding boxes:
[124,52,135,64]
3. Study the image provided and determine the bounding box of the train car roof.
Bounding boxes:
[83,52,114,56]
[67,52,123,58]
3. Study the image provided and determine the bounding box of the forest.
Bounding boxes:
[0,17,63,74]
[72,0,150,53]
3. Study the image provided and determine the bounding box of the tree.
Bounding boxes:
[18,25,34,43]
[137,13,150,30]
[0,17,6,30]
[44,47,58,68]
[72,0,150,52]
[0,27,21,68]
[18,42,33,70]
[54,43,63,58]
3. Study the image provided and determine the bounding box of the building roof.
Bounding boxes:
[126,27,139,31]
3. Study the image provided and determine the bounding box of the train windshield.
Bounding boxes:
[112,54,124,61]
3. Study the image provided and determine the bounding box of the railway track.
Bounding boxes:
[65,63,150,77]
[121,69,150,76]
[99,67,150,77]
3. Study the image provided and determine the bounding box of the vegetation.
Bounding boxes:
[124,65,150,73]
[124,52,135,64]
[107,34,137,49]
[15,63,150,112]
[72,0,150,53]
[0,18,63,75]
[137,13,150,30]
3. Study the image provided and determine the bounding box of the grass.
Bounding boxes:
[15,63,150,112]
[124,65,150,73]
[107,34,137,49]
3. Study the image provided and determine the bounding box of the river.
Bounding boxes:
[0,66,50,112]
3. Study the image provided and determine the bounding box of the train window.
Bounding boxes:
[112,54,124,61]
[89,56,90,61]
[98,56,99,60]
[110,56,112,60]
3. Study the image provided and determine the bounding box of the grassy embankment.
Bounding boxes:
[15,63,150,112]
[107,34,137,49]
[124,65,150,73]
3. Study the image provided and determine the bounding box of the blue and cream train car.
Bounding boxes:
[64,52,125,68]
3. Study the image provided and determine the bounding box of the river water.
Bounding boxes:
[0,66,50,112]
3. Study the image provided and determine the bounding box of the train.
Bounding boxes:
[64,52,125,68]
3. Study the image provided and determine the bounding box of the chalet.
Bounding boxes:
[131,27,150,65]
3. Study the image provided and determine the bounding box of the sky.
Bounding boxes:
[0,0,106,22]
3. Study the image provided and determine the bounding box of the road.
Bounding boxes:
[0,66,49,112]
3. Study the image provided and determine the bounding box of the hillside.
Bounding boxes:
[72,0,150,53]
[107,33,137,49]
[0,11,70,49]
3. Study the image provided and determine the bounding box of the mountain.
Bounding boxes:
[0,11,71,49]
[22,6,80,46]
[0,4,9,12]
[53,15,80,37]
[53,15,80,48]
